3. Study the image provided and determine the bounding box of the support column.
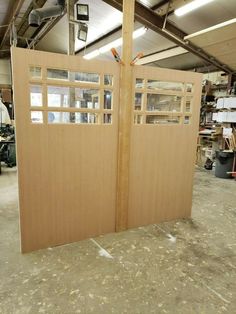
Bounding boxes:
[67,0,75,122]
[116,0,135,231]
[67,0,75,55]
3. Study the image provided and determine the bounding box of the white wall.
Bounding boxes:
[0,59,11,85]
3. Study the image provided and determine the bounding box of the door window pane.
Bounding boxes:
[48,112,70,123]
[30,85,42,107]
[186,83,194,93]
[135,78,144,89]
[135,93,143,110]
[73,72,99,84]
[147,94,182,112]
[75,112,99,124]
[147,80,183,92]
[185,97,193,113]
[184,116,191,124]
[104,90,112,109]
[103,113,112,124]
[134,114,142,124]
[29,67,41,78]
[31,111,43,123]
[146,115,180,124]
[47,69,68,80]
[75,88,99,109]
[104,74,113,86]
[47,86,69,107]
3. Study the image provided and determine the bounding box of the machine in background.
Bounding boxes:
[0,99,16,174]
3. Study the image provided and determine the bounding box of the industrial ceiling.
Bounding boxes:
[0,0,236,73]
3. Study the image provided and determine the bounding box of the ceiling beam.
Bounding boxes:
[0,0,25,49]
[76,0,172,55]
[151,0,170,11]
[20,0,68,50]
[102,0,233,73]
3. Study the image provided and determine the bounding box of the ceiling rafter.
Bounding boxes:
[76,0,171,54]
[101,0,233,73]
[0,0,25,49]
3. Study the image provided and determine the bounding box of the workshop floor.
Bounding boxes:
[0,165,235,314]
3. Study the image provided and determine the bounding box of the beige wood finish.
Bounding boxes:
[128,66,202,228]
[12,47,202,253]
[116,0,135,232]
[11,47,119,253]
[185,19,236,71]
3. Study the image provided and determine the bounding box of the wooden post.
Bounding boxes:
[67,0,75,121]
[67,0,75,55]
[116,0,135,231]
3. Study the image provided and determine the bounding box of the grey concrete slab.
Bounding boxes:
[0,165,235,313]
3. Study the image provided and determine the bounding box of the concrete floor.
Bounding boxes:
[0,165,235,314]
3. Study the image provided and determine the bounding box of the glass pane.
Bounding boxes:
[184,116,191,124]
[135,78,144,89]
[185,97,192,113]
[186,83,193,93]
[48,112,71,123]
[47,69,68,80]
[31,111,43,123]
[75,112,99,124]
[104,74,113,86]
[147,94,182,112]
[47,86,69,107]
[73,72,99,84]
[29,67,41,78]
[135,93,143,110]
[30,85,42,107]
[103,113,112,124]
[104,90,112,109]
[146,115,180,124]
[147,80,183,92]
[134,114,142,124]
[75,88,99,109]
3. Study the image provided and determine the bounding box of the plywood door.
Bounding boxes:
[128,66,202,228]
[11,48,119,252]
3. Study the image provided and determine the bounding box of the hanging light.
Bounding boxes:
[75,3,89,21]
[77,22,88,42]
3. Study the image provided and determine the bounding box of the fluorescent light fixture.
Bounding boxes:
[184,18,236,40]
[83,27,147,60]
[136,47,188,65]
[83,49,99,60]
[133,27,147,39]
[175,0,215,16]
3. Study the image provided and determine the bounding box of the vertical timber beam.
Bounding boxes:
[67,0,75,55]
[116,0,135,231]
[67,0,75,121]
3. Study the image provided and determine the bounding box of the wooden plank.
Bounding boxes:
[11,47,119,252]
[204,38,236,57]
[214,53,236,70]
[128,66,202,228]
[116,0,135,232]
[185,19,236,48]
